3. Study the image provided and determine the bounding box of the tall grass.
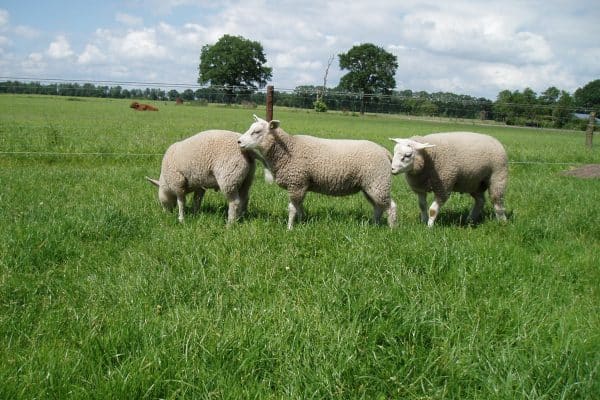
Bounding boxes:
[1,94,599,399]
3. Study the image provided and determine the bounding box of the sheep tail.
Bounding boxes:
[145,176,160,187]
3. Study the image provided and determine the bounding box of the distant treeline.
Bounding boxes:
[1,80,596,130]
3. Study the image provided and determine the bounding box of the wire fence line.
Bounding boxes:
[1,76,597,116]
[0,151,163,157]
[0,150,588,165]
[1,77,595,166]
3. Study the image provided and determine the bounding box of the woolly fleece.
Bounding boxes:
[393,131,508,225]
[239,117,397,228]
[148,130,255,224]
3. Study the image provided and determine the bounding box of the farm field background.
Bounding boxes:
[1,94,599,399]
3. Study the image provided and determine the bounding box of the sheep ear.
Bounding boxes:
[413,142,435,150]
[253,114,261,122]
[269,120,280,130]
[389,138,405,144]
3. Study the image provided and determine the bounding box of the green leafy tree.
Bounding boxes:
[493,90,514,123]
[574,79,600,110]
[198,34,272,103]
[539,86,561,105]
[338,43,398,114]
[521,87,538,121]
[182,89,195,101]
[167,89,180,101]
[109,85,123,98]
[552,91,574,128]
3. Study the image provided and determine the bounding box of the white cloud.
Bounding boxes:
[272,48,321,70]
[13,25,40,39]
[400,11,553,65]
[0,9,8,29]
[116,12,143,26]
[47,35,74,59]
[1,0,597,99]
[95,28,168,60]
[476,63,576,94]
[157,22,208,48]
[21,52,46,73]
[77,44,106,65]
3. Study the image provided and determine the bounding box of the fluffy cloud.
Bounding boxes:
[116,13,143,27]
[47,35,74,59]
[94,28,168,60]
[0,9,8,29]
[21,52,46,73]
[77,44,106,65]
[13,25,39,39]
[400,11,553,65]
[1,0,596,98]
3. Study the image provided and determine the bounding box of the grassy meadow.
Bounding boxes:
[0,94,599,399]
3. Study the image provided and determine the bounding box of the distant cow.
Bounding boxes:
[130,101,159,111]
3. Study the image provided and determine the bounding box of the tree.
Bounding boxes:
[493,90,514,123]
[574,79,600,110]
[338,43,398,114]
[552,91,574,128]
[182,89,195,101]
[198,34,272,103]
[167,89,180,101]
[539,86,560,105]
[109,85,123,98]
[315,55,334,112]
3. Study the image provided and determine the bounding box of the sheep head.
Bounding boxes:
[238,114,280,150]
[389,138,435,174]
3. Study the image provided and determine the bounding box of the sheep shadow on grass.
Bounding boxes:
[424,207,512,228]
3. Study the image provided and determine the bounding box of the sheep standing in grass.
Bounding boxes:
[146,130,255,224]
[390,132,508,227]
[238,115,397,229]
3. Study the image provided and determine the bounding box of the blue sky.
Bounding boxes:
[1,0,598,99]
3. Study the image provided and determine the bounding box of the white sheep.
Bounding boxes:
[390,132,508,227]
[146,130,255,224]
[238,115,397,229]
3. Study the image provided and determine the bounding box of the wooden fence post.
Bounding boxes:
[586,111,596,148]
[266,85,274,122]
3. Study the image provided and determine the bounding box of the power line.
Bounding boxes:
[0,76,272,92]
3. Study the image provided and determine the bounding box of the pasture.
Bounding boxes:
[0,94,599,399]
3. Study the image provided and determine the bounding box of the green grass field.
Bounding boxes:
[1,94,599,399]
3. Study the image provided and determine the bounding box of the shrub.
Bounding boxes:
[313,100,328,113]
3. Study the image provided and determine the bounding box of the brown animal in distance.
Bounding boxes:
[130,101,159,111]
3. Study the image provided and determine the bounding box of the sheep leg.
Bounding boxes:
[362,191,383,224]
[387,200,398,228]
[468,192,485,223]
[192,188,205,214]
[239,167,255,216]
[177,194,186,223]
[239,191,250,216]
[363,188,396,227]
[418,192,428,223]
[287,189,306,230]
[226,192,242,226]
[489,170,508,222]
[427,196,446,228]
[491,196,507,222]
